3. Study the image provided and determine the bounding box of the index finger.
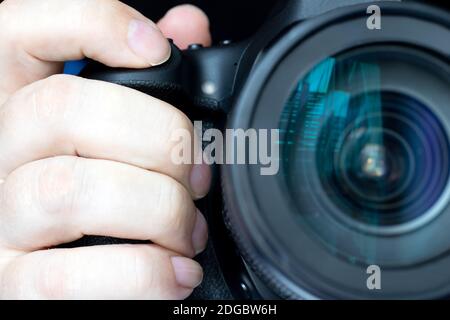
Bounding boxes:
[0,0,171,100]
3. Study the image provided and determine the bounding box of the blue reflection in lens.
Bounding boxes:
[280,55,450,227]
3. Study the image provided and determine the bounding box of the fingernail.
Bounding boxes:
[190,163,211,198]
[171,257,203,289]
[192,210,208,255]
[128,19,171,66]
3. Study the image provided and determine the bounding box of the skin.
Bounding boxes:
[0,0,212,299]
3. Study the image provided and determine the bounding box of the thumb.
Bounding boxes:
[157,5,212,50]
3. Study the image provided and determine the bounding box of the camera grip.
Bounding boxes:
[80,41,188,109]
[81,41,247,115]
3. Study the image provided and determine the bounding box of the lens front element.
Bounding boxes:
[280,46,450,267]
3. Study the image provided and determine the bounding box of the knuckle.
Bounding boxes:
[162,109,194,157]
[167,110,193,140]
[130,246,178,299]
[38,253,72,299]
[0,76,84,155]
[0,165,39,230]
[0,1,21,29]
[90,0,127,15]
[36,157,83,216]
[159,180,193,234]
[80,0,133,35]
[128,247,158,296]
[30,75,81,123]
[0,0,24,13]
[0,253,73,299]
[0,259,27,299]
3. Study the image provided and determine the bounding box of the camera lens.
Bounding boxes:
[225,4,450,299]
[281,45,450,252]
[318,92,449,228]
[283,72,450,230]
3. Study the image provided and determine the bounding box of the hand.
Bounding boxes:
[0,0,212,299]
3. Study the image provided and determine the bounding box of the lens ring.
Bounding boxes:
[224,3,450,299]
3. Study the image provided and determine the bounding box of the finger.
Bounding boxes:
[0,75,211,199]
[0,0,171,98]
[157,4,212,49]
[0,156,208,257]
[0,244,203,299]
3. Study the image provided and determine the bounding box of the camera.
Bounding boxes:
[80,0,450,299]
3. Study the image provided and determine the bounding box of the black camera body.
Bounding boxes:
[81,0,450,299]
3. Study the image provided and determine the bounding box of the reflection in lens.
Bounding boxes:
[279,47,450,254]
[319,91,449,226]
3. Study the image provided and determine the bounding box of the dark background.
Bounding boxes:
[121,1,449,43]
[123,0,279,43]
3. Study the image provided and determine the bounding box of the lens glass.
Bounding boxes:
[316,90,448,226]
[279,46,450,264]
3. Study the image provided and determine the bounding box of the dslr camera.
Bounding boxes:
[81,0,450,299]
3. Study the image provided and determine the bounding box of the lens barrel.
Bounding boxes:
[224,2,450,299]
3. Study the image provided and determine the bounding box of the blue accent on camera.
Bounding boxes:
[63,60,87,75]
